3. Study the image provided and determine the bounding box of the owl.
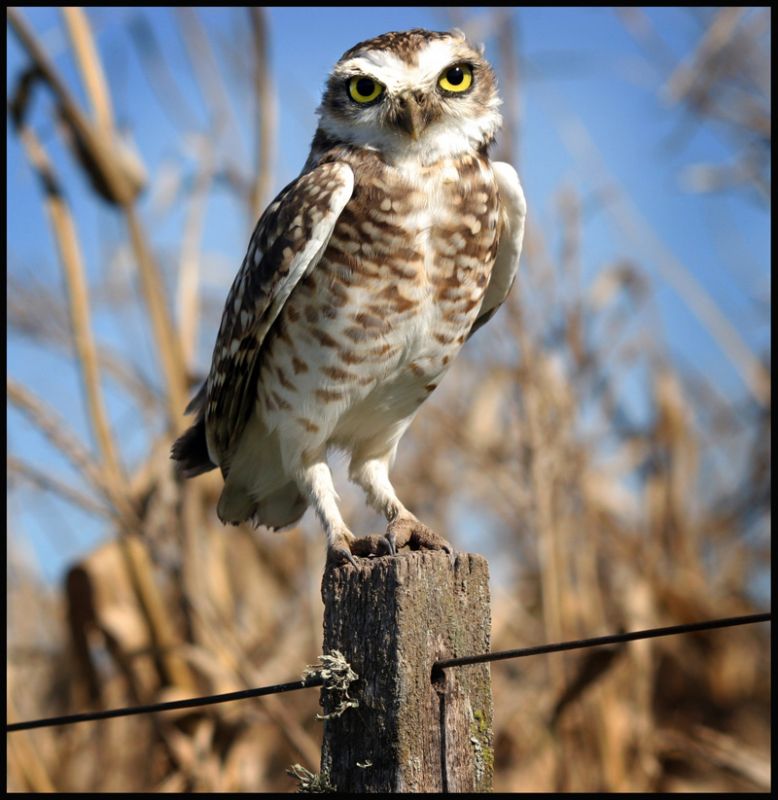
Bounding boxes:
[172,28,526,567]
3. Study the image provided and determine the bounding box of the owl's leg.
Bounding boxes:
[297,462,391,567]
[349,458,453,555]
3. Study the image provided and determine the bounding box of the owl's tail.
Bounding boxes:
[217,479,307,531]
[171,383,217,477]
[174,386,309,531]
[171,417,216,477]
[254,483,308,531]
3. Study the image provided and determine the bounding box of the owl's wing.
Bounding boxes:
[468,161,526,338]
[173,161,354,475]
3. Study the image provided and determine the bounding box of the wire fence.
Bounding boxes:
[7,611,770,733]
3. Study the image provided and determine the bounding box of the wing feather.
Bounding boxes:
[468,161,526,338]
[182,161,354,470]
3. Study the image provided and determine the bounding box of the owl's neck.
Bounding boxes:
[305,124,495,173]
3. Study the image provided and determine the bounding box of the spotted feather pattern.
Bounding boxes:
[201,161,354,468]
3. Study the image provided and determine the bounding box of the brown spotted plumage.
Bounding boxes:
[172,29,526,566]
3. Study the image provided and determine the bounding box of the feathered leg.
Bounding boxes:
[297,461,391,566]
[349,457,453,555]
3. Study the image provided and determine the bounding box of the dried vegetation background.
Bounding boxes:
[6,7,770,793]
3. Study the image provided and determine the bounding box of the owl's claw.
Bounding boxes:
[326,532,393,568]
[350,534,393,558]
[386,515,453,554]
[327,520,451,568]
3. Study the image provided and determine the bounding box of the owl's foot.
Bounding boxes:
[386,514,453,554]
[326,530,393,568]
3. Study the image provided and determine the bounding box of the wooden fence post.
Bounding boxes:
[320,551,493,793]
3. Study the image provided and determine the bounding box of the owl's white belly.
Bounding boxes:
[262,284,451,465]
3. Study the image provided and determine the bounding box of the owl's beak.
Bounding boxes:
[394,93,425,141]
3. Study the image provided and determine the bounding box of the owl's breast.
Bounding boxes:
[323,150,501,349]
[253,152,502,444]
[421,154,502,350]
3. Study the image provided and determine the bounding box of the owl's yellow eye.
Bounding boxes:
[348,76,384,104]
[438,63,473,94]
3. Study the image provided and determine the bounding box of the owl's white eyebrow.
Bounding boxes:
[337,51,405,79]
[415,39,470,81]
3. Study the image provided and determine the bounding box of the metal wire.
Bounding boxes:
[433,612,771,670]
[6,675,324,732]
[7,611,769,733]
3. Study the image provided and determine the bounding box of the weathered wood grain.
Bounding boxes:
[320,551,493,792]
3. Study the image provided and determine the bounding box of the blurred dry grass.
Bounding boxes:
[6,8,770,792]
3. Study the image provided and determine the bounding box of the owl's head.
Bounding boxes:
[316,29,502,163]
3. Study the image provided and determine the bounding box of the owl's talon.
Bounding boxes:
[327,529,358,568]
[384,531,397,556]
[327,533,393,567]
[327,544,358,569]
[350,533,393,558]
[386,515,453,553]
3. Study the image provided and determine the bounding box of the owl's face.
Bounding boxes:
[316,29,502,164]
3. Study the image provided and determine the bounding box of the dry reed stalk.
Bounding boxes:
[179,482,231,651]
[5,692,56,792]
[9,388,192,696]
[14,122,124,487]
[536,79,770,408]
[77,533,196,694]
[9,7,187,427]
[122,200,189,430]
[620,8,769,202]
[7,378,137,524]
[176,569,323,769]
[6,378,190,698]
[257,694,322,770]
[655,724,770,790]
[128,12,199,132]
[7,7,143,205]
[177,154,214,370]
[248,7,275,219]
[175,8,252,267]
[515,340,567,690]
[664,8,745,110]
[175,7,242,148]
[7,278,162,418]
[495,8,520,169]
[61,7,115,135]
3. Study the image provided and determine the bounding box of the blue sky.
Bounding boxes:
[7,8,770,582]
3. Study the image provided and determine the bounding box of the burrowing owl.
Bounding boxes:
[172,28,526,566]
